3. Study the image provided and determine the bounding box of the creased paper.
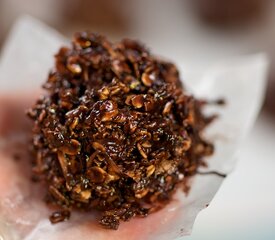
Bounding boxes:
[0,16,269,240]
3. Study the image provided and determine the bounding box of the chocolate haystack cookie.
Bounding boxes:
[28,32,215,230]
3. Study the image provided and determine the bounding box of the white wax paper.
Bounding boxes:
[0,16,269,240]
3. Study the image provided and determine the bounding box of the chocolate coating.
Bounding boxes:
[28,32,214,229]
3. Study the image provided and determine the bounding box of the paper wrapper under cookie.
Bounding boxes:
[0,16,269,240]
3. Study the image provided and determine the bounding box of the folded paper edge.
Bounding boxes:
[0,14,67,69]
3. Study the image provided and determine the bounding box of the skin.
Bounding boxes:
[0,94,180,240]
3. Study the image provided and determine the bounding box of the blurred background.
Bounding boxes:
[0,0,274,239]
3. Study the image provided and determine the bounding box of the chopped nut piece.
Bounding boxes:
[146,165,155,177]
[130,80,140,89]
[70,117,79,130]
[73,184,81,194]
[50,210,71,224]
[80,190,92,200]
[137,142,147,158]
[182,139,192,151]
[57,151,68,178]
[101,109,119,122]
[125,95,134,105]
[87,166,108,183]
[163,101,173,115]
[141,72,153,87]
[106,174,120,183]
[60,139,81,155]
[67,62,82,74]
[156,160,176,175]
[98,87,110,100]
[131,95,144,108]
[142,141,152,148]
[135,189,149,198]
[92,142,105,151]
[144,100,155,112]
[49,185,69,205]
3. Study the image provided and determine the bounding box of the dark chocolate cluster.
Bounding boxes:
[28,32,214,229]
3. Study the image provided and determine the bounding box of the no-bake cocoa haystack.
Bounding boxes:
[28,32,214,230]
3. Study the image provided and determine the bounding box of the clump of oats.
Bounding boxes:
[28,32,214,230]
